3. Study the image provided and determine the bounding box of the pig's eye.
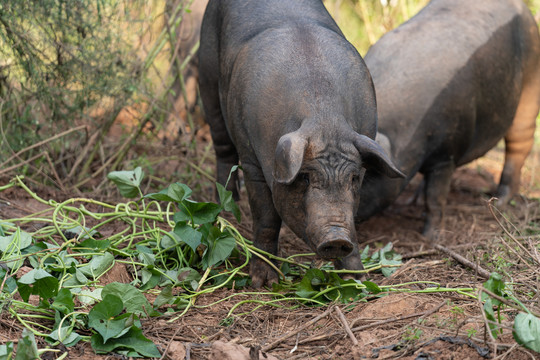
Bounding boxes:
[352,174,361,184]
[299,173,310,186]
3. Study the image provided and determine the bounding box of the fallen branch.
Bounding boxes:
[432,243,491,279]
[261,306,333,352]
[402,249,438,259]
[300,301,445,345]
[351,300,446,332]
[335,306,358,346]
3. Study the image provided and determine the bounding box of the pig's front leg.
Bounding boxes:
[243,164,282,288]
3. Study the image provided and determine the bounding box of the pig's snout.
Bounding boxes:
[316,227,354,259]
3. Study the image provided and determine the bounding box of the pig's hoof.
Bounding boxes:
[250,261,279,288]
[422,224,442,242]
[494,185,512,206]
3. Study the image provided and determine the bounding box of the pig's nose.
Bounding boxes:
[317,236,354,259]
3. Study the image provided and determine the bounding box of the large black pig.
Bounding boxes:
[357,0,540,238]
[199,0,403,287]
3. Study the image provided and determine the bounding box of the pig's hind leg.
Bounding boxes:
[496,78,539,205]
[422,162,455,240]
[199,12,240,199]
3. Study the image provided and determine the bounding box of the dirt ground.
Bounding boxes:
[0,141,539,359]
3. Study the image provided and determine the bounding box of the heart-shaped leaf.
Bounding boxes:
[216,182,241,222]
[173,222,202,253]
[107,167,144,198]
[88,294,126,343]
[513,312,540,352]
[52,288,74,314]
[90,326,161,357]
[174,201,222,225]
[145,182,192,203]
[101,282,158,317]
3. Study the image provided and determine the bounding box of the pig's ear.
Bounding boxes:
[273,132,307,184]
[353,134,405,178]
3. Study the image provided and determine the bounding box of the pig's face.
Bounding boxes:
[272,127,403,260]
[273,147,364,259]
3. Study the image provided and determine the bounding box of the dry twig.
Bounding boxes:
[334,306,358,346]
[487,199,540,272]
[261,306,333,352]
[300,301,446,345]
[432,243,491,279]
[0,125,86,172]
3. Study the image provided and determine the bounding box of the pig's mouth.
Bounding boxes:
[310,225,354,260]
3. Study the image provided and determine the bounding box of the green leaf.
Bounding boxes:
[295,269,364,303]
[17,269,59,301]
[363,280,382,294]
[75,238,111,252]
[90,326,161,357]
[173,267,201,286]
[360,245,370,261]
[139,268,161,291]
[0,230,32,252]
[145,182,192,203]
[216,182,241,222]
[77,288,103,306]
[296,269,326,299]
[153,285,173,308]
[379,243,402,277]
[47,326,81,347]
[101,283,157,317]
[482,272,505,305]
[0,342,14,359]
[160,231,181,250]
[136,245,155,266]
[54,250,79,268]
[513,312,540,352]
[17,284,32,303]
[202,227,236,269]
[107,167,144,198]
[324,274,361,303]
[79,252,114,278]
[52,288,74,314]
[224,165,240,187]
[173,222,202,253]
[0,229,33,269]
[88,294,127,343]
[174,201,223,225]
[0,267,17,294]
[483,297,501,338]
[62,268,89,288]
[14,329,39,360]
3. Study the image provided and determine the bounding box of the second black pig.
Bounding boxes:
[357,0,540,238]
[199,0,403,287]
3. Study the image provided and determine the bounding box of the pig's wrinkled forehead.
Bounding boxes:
[304,142,362,168]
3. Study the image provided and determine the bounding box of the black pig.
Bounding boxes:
[357,0,540,238]
[199,0,403,287]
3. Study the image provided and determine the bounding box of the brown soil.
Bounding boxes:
[0,141,539,360]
